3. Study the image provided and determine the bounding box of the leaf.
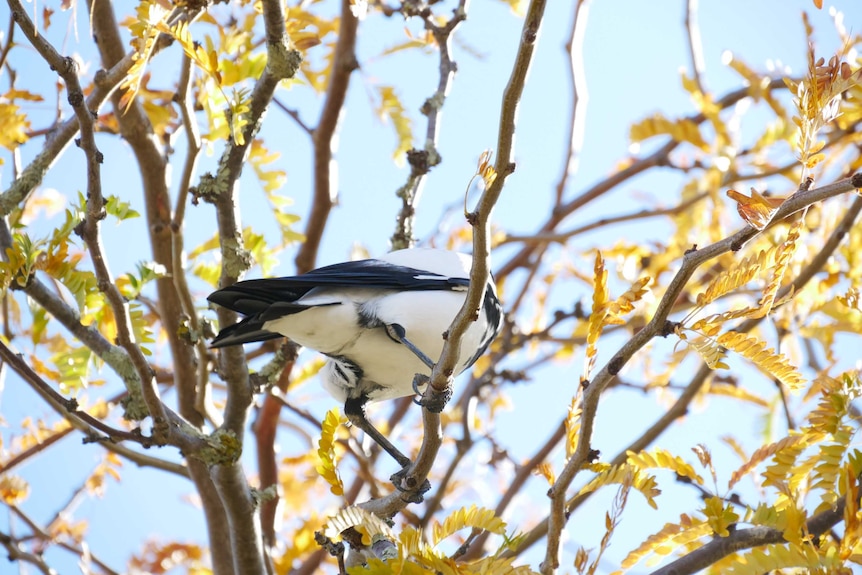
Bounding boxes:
[315,408,345,496]
[565,399,581,459]
[431,505,506,546]
[583,251,609,382]
[681,331,729,370]
[630,113,709,150]
[105,195,141,221]
[726,187,785,230]
[533,462,556,485]
[620,513,711,569]
[375,85,413,164]
[702,496,739,537]
[694,248,771,307]
[0,474,30,504]
[0,101,31,150]
[578,463,660,509]
[723,543,839,575]
[728,433,812,490]
[626,449,705,485]
[755,218,803,317]
[715,331,805,391]
[321,506,395,545]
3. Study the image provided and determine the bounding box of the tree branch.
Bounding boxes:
[650,496,847,575]
[390,0,467,249]
[295,0,359,273]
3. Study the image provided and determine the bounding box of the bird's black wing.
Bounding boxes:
[207,259,469,348]
[208,259,468,315]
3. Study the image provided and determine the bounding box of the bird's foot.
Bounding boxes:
[390,466,432,503]
[412,374,452,413]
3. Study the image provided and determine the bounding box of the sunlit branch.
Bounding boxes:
[171,53,216,427]
[0,528,58,575]
[554,0,590,205]
[391,0,468,250]
[295,0,358,274]
[684,0,706,94]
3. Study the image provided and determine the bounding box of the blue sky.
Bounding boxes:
[2,0,861,572]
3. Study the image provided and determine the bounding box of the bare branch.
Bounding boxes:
[390,0,467,250]
[554,0,590,205]
[295,0,359,274]
[684,0,707,95]
[0,529,58,575]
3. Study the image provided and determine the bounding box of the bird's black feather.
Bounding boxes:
[207,259,469,316]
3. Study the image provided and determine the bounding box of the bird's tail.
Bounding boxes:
[209,317,284,348]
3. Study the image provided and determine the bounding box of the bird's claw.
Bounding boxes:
[412,373,451,413]
[390,466,432,503]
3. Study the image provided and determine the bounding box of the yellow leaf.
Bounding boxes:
[431,505,506,546]
[716,331,805,391]
[315,408,345,496]
[0,474,29,504]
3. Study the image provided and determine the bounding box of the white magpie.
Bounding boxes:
[208,248,502,468]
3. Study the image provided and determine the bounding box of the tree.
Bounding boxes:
[1,0,862,573]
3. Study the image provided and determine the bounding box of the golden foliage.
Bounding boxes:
[320,506,395,546]
[578,463,660,510]
[619,513,712,570]
[630,113,709,150]
[0,95,35,151]
[533,462,556,486]
[565,400,581,459]
[0,474,30,505]
[375,85,414,165]
[726,188,785,231]
[315,408,345,496]
[583,252,650,382]
[626,449,705,485]
[788,37,862,171]
[728,434,810,489]
[702,496,739,537]
[431,504,506,546]
[118,1,168,112]
[583,251,609,383]
[694,248,772,307]
[755,218,803,317]
[715,331,805,391]
[723,542,841,574]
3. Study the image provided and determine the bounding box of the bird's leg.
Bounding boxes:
[343,396,431,501]
[384,323,436,369]
[344,396,411,467]
[386,324,452,413]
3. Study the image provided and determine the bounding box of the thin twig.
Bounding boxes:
[554,0,590,205]
[683,0,706,94]
[295,0,358,273]
[390,0,467,249]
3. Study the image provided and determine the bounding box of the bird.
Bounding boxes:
[208,248,502,468]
